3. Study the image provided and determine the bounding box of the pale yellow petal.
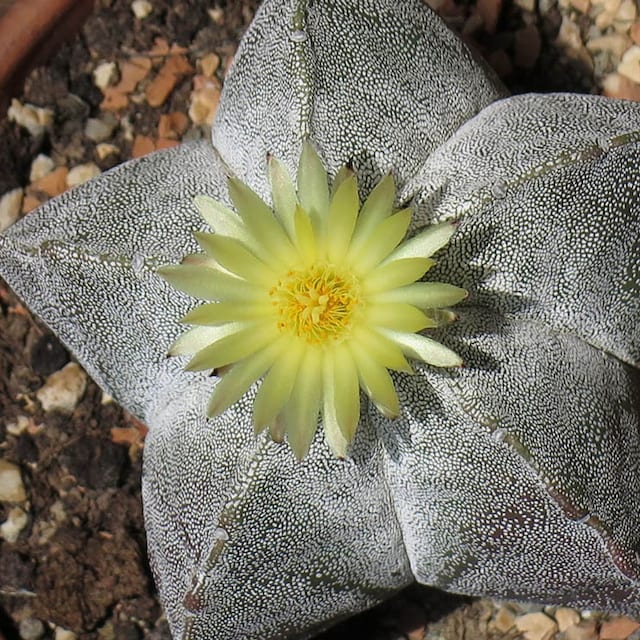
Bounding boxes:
[180,302,273,326]
[227,177,298,267]
[330,165,354,197]
[206,340,285,417]
[381,329,463,367]
[327,175,359,262]
[373,282,467,309]
[194,195,249,243]
[349,208,411,274]
[168,323,245,356]
[366,302,436,332]
[322,399,349,458]
[363,258,434,294]
[185,322,277,371]
[293,204,317,266]
[350,347,400,418]
[350,173,395,252]
[350,326,412,372]
[157,264,265,302]
[194,232,278,285]
[324,345,360,443]
[284,348,323,459]
[253,339,305,432]
[385,221,456,262]
[268,155,298,241]
[297,141,330,237]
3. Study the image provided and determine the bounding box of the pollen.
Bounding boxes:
[270,264,362,344]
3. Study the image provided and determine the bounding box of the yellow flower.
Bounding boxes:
[158,142,466,459]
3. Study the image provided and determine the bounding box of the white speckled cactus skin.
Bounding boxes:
[1,0,639,638]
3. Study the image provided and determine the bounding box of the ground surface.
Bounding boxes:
[1,0,639,639]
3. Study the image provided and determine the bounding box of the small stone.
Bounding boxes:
[96,143,120,160]
[586,33,631,60]
[6,415,30,436]
[631,22,640,45]
[556,16,594,69]
[1,507,29,543]
[29,154,55,182]
[131,0,153,19]
[19,617,44,640]
[66,163,101,188]
[29,166,69,198]
[208,6,224,24]
[54,628,77,640]
[189,76,222,125]
[595,0,622,29]
[554,607,580,631]
[462,13,484,35]
[600,616,640,640]
[565,620,598,640]
[200,52,221,78]
[515,24,542,68]
[514,0,536,10]
[538,0,557,13]
[146,55,194,107]
[492,605,517,632]
[36,362,87,414]
[570,0,590,12]
[93,61,117,90]
[618,45,640,83]
[0,460,27,503]
[22,194,42,214]
[476,0,502,33]
[158,112,189,139]
[0,187,23,232]
[615,0,637,23]
[515,612,558,640]
[84,117,116,143]
[7,99,53,136]
[132,135,156,158]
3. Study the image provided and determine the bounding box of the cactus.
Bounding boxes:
[0,1,639,639]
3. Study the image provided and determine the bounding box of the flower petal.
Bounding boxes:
[194,195,249,243]
[384,221,456,261]
[167,324,244,356]
[194,232,278,284]
[327,175,359,262]
[268,155,298,241]
[363,258,434,293]
[284,348,323,459]
[350,326,412,372]
[350,174,395,251]
[373,282,468,309]
[207,340,285,417]
[293,204,317,266]
[325,345,360,443]
[297,141,330,237]
[180,302,273,326]
[253,339,305,432]
[185,323,277,371]
[157,264,264,301]
[366,303,435,332]
[382,329,463,367]
[349,208,412,273]
[227,177,298,266]
[350,346,400,418]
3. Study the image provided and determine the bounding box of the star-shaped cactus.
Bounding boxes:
[1,0,639,639]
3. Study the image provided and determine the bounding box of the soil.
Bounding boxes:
[0,0,635,639]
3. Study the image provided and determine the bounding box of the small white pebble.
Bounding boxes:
[0,187,23,233]
[96,143,120,160]
[19,617,44,640]
[29,154,55,182]
[7,99,53,137]
[208,6,224,24]
[1,506,29,543]
[0,459,27,503]
[93,61,117,90]
[618,45,640,83]
[55,628,77,640]
[36,362,87,414]
[66,163,101,188]
[6,415,30,436]
[84,118,115,143]
[131,0,153,19]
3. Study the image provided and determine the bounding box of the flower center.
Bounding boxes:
[269,264,362,344]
